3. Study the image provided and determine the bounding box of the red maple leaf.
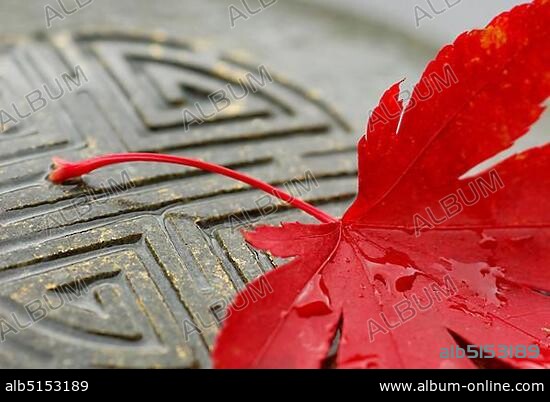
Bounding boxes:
[49,1,550,368]
[212,0,550,368]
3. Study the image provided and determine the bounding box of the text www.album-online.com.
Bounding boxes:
[379,380,544,392]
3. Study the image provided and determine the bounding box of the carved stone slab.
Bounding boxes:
[0,30,358,368]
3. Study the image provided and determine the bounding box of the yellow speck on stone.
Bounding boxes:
[191,39,212,51]
[212,63,247,82]
[53,33,71,48]
[149,44,164,59]
[212,62,231,76]
[228,49,253,63]
[151,31,167,43]
[308,89,321,100]
[481,25,507,49]
[223,103,243,115]
[176,346,189,359]
[87,137,98,150]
